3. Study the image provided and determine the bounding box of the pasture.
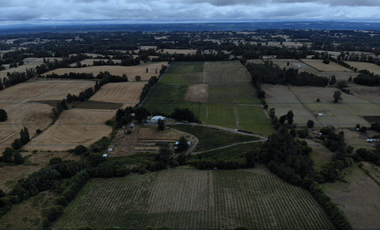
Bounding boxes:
[272,59,323,76]
[263,84,321,126]
[0,80,94,152]
[349,86,380,106]
[53,167,333,229]
[25,109,114,151]
[322,164,380,229]
[290,86,380,127]
[301,59,353,72]
[204,61,251,83]
[89,82,145,105]
[43,62,168,81]
[346,61,380,75]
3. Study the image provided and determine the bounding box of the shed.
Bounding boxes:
[317,113,324,116]
[102,154,108,157]
[108,148,113,152]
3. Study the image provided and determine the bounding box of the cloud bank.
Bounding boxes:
[0,0,379,23]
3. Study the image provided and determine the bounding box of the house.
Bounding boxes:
[151,115,166,123]
[102,154,108,157]
[130,123,135,129]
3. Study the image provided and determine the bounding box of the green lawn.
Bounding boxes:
[208,83,261,104]
[237,105,275,136]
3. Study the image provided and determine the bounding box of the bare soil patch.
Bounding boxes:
[90,82,145,105]
[25,109,114,151]
[185,84,208,103]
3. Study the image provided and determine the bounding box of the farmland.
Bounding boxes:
[43,62,168,81]
[144,62,274,136]
[0,80,95,152]
[89,82,145,105]
[272,59,323,76]
[24,109,114,151]
[53,167,334,229]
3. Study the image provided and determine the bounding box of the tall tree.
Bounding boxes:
[2,148,13,163]
[287,110,294,125]
[20,127,30,145]
[333,91,343,103]
[157,119,165,131]
[0,109,7,122]
[13,151,24,164]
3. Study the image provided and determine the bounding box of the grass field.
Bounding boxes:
[322,163,380,229]
[144,62,273,136]
[236,105,275,135]
[349,86,380,106]
[25,109,114,151]
[346,61,380,75]
[301,59,353,72]
[263,84,321,127]
[53,167,334,229]
[272,59,323,76]
[290,86,380,127]
[43,62,168,81]
[0,80,95,152]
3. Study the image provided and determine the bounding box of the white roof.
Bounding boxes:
[102,154,108,157]
[151,115,166,121]
[108,148,113,152]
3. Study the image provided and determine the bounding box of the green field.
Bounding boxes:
[53,167,334,229]
[144,62,274,136]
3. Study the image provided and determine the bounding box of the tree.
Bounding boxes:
[177,153,186,165]
[307,120,315,128]
[157,119,165,131]
[333,91,343,103]
[13,151,24,164]
[287,110,294,124]
[158,147,172,167]
[177,136,189,152]
[74,145,88,155]
[330,75,336,85]
[0,109,7,122]
[135,76,141,81]
[2,148,13,163]
[11,139,22,150]
[20,127,30,145]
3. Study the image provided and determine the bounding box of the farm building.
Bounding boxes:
[151,115,166,123]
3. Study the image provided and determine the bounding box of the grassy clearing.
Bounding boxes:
[207,104,237,129]
[53,167,334,229]
[322,163,380,229]
[237,105,275,136]
[171,125,259,151]
[165,62,204,74]
[208,83,260,104]
[195,142,261,159]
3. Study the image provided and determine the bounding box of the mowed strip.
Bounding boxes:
[53,167,334,229]
[0,81,95,152]
[90,82,145,104]
[43,62,168,81]
[25,109,114,151]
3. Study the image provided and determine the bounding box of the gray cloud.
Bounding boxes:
[0,0,379,22]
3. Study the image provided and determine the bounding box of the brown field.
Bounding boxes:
[314,50,342,57]
[25,151,80,165]
[290,86,380,127]
[273,59,323,75]
[84,53,106,58]
[322,164,380,229]
[89,82,145,105]
[350,86,380,106]
[339,128,371,150]
[0,81,94,152]
[263,84,321,126]
[109,126,193,155]
[69,59,121,67]
[185,84,208,103]
[0,191,58,229]
[282,42,304,48]
[362,162,380,184]
[204,61,251,83]
[346,61,380,75]
[43,62,168,81]
[25,109,114,151]
[140,46,157,50]
[301,59,353,72]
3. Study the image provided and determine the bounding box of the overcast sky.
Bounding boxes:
[1,0,380,24]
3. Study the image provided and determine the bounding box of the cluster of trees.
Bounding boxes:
[171,108,198,122]
[353,73,380,86]
[372,122,380,132]
[2,148,24,164]
[140,76,159,103]
[51,99,69,121]
[44,72,95,80]
[352,148,380,165]
[35,54,88,74]
[0,69,35,91]
[247,62,329,87]
[115,106,150,126]
[11,127,30,150]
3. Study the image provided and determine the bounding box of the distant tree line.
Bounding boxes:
[0,69,35,91]
[35,54,89,74]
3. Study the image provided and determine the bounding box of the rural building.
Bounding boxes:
[130,123,135,129]
[151,115,166,123]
